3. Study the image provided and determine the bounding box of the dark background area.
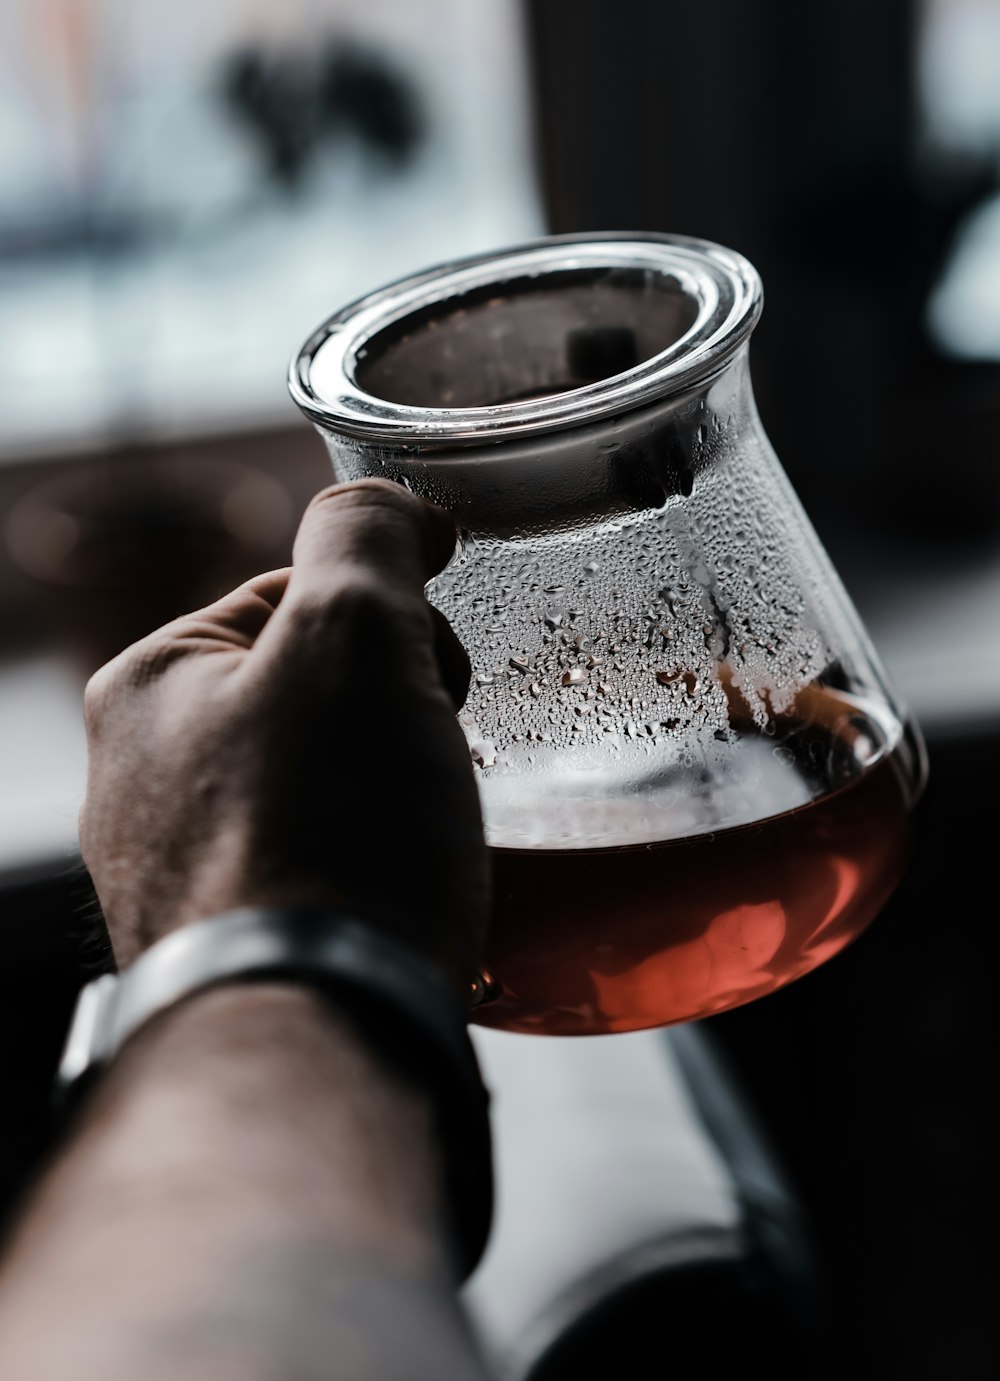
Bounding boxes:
[524,4,1000,1373]
[1,2,999,1377]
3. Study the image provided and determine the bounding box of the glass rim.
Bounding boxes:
[288,231,763,446]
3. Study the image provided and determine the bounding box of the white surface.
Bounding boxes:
[464,1027,741,1376]
[863,552,1000,737]
[0,654,86,877]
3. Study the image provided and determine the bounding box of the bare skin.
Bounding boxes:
[0,480,493,1381]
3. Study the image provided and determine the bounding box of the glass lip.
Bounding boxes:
[288,231,763,446]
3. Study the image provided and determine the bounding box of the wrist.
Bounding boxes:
[58,908,493,1278]
[81,983,448,1263]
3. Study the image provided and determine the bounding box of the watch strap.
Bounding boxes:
[56,908,493,1279]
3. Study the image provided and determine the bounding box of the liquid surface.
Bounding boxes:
[473,719,920,1035]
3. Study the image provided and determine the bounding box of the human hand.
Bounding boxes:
[80,478,486,1000]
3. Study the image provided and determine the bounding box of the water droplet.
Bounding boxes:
[655,670,680,686]
[470,741,496,767]
[697,424,707,445]
[562,667,586,685]
[582,561,600,576]
[683,672,700,697]
[544,609,563,630]
[475,672,494,685]
[543,584,564,594]
[529,682,542,698]
[509,654,531,675]
[586,654,605,670]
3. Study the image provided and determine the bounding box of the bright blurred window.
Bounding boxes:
[919,0,1000,358]
[0,0,541,462]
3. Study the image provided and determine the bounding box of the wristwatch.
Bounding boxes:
[56,907,494,1279]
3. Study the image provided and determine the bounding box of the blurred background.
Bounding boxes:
[0,1,998,1377]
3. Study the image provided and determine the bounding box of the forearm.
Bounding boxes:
[0,986,490,1381]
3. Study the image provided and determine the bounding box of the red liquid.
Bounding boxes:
[474,729,919,1036]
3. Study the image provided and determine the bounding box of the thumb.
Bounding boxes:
[285,478,457,606]
[254,478,458,678]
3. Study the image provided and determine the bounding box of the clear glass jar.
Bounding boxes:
[291,233,926,1035]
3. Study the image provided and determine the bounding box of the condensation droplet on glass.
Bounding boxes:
[562,667,586,686]
[470,741,496,768]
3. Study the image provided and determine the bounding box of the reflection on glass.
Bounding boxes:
[292,233,927,1035]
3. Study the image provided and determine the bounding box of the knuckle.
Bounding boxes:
[289,577,425,646]
[121,634,177,684]
[83,635,177,731]
[82,665,114,733]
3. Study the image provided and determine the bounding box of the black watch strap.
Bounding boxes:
[56,908,493,1279]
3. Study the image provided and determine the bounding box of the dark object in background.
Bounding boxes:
[320,40,424,168]
[522,0,1000,546]
[222,38,424,189]
[222,47,321,187]
[518,5,1000,1378]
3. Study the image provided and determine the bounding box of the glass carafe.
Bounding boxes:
[290,233,926,1036]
